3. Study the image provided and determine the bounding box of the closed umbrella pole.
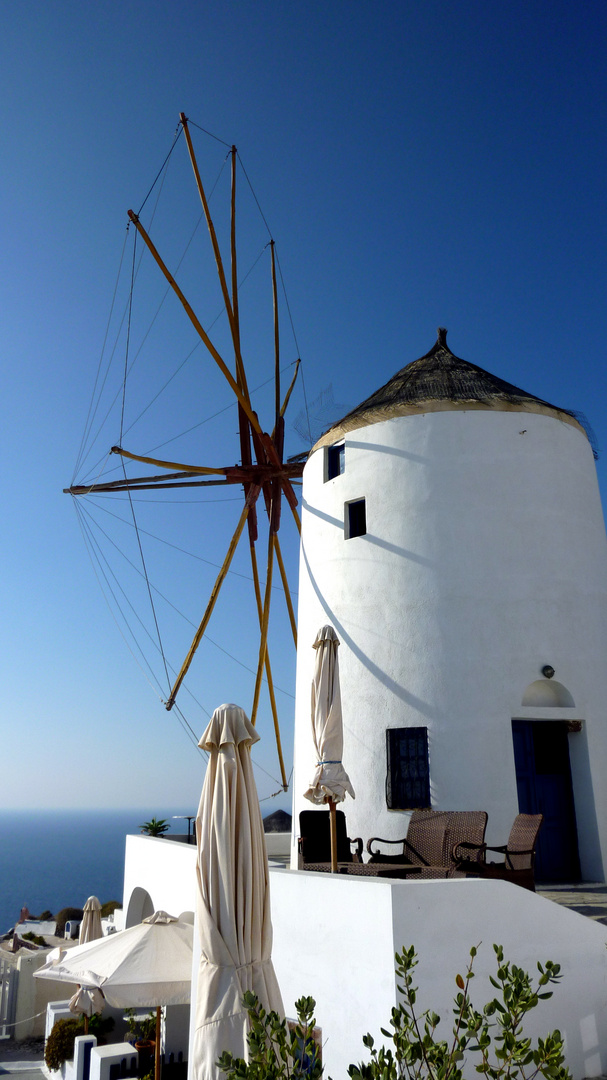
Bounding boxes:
[193,704,283,1079]
[304,625,355,872]
[329,798,338,873]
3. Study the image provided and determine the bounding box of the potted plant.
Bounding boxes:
[125,1008,156,1049]
[139,817,170,837]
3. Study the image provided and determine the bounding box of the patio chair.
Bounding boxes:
[298,809,363,868]
[366,809,450,868]
[453,812,544,891]
[366,810,488,878]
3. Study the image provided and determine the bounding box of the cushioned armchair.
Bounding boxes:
[298,809,363,868]
[453,813,544,891]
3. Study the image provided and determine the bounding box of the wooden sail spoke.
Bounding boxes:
[127,210,260,434]
[65,476,234,495]
[270,240,280,433]
[273,534,297,648]
[279,358,300,419]
[269,479,282,536]
[250,528,274,727]
[249,543,288,789]
[110,446,229,476]
[280,477,300,517]
[180,115,251,409]
[165,502,250,710]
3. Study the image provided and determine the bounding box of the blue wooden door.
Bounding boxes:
[511,720,580,882]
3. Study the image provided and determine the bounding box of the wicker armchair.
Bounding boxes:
[453,813,544,891]
[367,810,488,878]
[298,809,363,868]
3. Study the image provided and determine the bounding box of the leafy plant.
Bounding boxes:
[45,1018,81,1071]
[54,907,84,936]
[22,931,47,946]
[348,944,571,1080]
[139,817,170,837]
[217,990,323,1079]
[100,899,122,918]
[45,1015,115,1070]
[88,1013,115,1042]
[125,1008,156,1043]
[38,909,54,921]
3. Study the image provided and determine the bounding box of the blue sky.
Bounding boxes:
[1,0,606,812]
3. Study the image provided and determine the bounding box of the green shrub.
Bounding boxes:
[217,992,322,1079]
[100,899,122,918]
[54,907,84,937]
[22,931,47,946]
[217,946,571,1080]
[348,944,571,1080]
[45,1019,81,1071]
[37,910,54,921]
[44,1014,115,1070]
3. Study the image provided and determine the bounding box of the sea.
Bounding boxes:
[0,808,197,935]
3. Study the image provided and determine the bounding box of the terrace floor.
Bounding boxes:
[537,882,607,926]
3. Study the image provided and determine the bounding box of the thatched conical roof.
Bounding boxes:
[313,328,590,451]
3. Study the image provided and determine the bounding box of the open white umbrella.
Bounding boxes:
[193,703,283,1080]
[80,896,103,944]
[35,910,192,1080]
[304,625,355,870]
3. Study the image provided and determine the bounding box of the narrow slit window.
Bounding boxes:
[346,498,366,538]
[326,442,345,481]
[386,727,430,809]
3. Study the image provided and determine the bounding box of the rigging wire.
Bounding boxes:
[82,494,299,607]
[118,235,173,698]
[74,502,168,700]
[75,499,286,785]
[121,459,172,695]
[75,502,204,754]
[72,228,130,484]
[236,153,273,240]
[137,123,184,217]
[185,118,232,149]
[76,498,296,698]
[75,128,181,481]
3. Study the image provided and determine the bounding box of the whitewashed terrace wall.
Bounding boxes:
[270,870,607,1080]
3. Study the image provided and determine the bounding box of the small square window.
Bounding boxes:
[325,442,345,481]
[386,727,430,809]
[345,498,366,538]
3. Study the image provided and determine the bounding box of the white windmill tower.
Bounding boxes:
[292,328,607,883]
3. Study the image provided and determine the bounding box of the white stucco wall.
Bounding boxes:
[270,870,607,1080]
[122,835,197,927]
[292,409,607,879]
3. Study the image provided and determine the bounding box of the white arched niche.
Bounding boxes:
[125,886,154,927]
[521,679,575,708]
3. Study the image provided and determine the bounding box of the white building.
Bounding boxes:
[291,328,607,883]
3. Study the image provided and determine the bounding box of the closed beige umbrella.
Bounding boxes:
[69,985,105,1018]
[80,896,103,944]
[304,625,355,870]
[193,704,283,1080]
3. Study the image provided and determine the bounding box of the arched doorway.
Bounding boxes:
[512,679,581,882]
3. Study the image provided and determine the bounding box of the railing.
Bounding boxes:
[0,958,17,1039]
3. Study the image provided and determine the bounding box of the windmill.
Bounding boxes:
[65,114,305,790]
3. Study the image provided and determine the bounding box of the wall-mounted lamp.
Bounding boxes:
[541,665,555,679]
